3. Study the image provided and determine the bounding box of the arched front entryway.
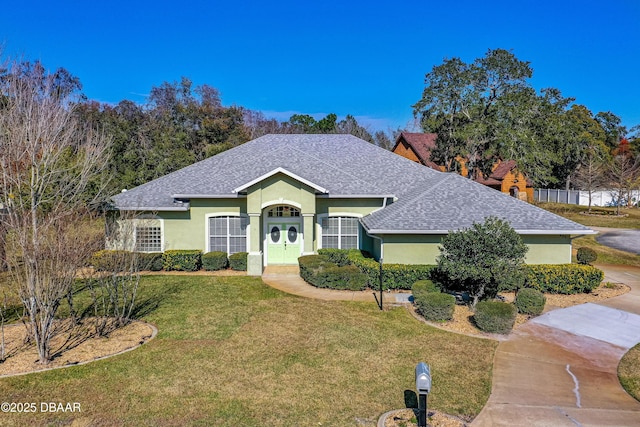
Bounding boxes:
[263,205,303,265]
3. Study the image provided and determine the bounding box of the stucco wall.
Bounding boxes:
[161,198,246,251]
[380,233,572,265]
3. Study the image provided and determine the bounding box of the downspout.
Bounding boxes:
[367,231,384,310]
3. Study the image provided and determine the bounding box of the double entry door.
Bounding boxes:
[266,222,301,264]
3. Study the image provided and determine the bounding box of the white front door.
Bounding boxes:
[266,222,301,264]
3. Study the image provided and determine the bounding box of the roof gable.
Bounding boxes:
[233,167,328,194]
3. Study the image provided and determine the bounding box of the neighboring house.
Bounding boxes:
[392,132,534,201]
[111,134,594,275]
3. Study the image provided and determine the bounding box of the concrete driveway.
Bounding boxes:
[593,227,640,255]
[471,265,640,426]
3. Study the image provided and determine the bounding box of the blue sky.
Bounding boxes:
[3,0,639,132]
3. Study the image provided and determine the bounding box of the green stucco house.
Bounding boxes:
[110,134,595,275]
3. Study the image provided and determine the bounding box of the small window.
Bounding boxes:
[321,217,358,249]
[267,206,300,217]
[135,226,162,252]
[270,226,280,243]
[287,226,298,243]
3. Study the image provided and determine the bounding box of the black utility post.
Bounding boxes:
[378,257,383,310]
[415,362,431,427]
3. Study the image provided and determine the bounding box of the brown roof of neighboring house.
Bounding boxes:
[393,132,441,170]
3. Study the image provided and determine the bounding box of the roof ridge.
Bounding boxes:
[284,138,387,190]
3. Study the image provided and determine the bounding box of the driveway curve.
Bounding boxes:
[593,227,640,255]
[471,264,640,426]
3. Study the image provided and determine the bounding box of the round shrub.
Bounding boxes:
[474,301,517,334]
[414,292,455,321]
[577,247,597,265]
[229,252,248,271]
[412,279,440,294]
[514,288,546,316]
[202,251,228,271]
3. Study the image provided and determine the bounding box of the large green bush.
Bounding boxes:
[474,301,517,334]
[414,292,455,321]
[163,250,202,272]
[435,217,528,308]
[202,251,229,271]
[229,252,248,271]
[576,247,597,265]
[514,288,546,315]
[524,264,603,294]
[317,248,351,266]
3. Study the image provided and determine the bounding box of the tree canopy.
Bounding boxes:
[413,49,632,190]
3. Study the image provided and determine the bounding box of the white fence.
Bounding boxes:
[534,189,640,207]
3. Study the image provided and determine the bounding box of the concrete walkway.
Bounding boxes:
[471,264,640,427]
[262,265,411,303]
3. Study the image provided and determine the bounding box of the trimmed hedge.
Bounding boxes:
[414,292,455,321]
[229,252,248,271]
[298,255,367,290]
[524,264,603,294]
[138,252,163,271]
[202,251,229,271]
[90,250,134,272]
[514,288,546,316]
[319,249,435,290]
[91,250,163,272]
[577,247,597,265]
[163,250,202,272]
[474,301,517,334]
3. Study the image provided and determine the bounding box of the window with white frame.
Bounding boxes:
[209,216,248,254]
[321,216,359,249]
[134,223,162,252]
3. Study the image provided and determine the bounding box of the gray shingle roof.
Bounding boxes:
[112,134,593,235]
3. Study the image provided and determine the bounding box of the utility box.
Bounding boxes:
[415,362,431,395]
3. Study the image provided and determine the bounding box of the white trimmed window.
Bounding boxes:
[209,216,248,254]
[321,216,359,249]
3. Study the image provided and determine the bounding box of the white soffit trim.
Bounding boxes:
[232,167,328,194]
[361,228,596,235]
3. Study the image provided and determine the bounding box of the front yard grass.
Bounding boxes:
[0,275,496,426]
[619,343,640,402]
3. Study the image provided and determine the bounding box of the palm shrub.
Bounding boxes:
[474,301,517,334]
[434,217,528,308]
[514,288,546,316]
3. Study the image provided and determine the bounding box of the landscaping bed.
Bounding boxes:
[413,283,629,337]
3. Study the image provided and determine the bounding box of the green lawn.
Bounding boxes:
[0,275,496,426]
[619,343,640,402]
[536,202,640,229]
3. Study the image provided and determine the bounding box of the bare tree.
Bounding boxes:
[572,143,609,212]
[608,150,640,215]
[0,58,110,363]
